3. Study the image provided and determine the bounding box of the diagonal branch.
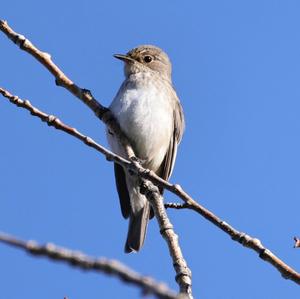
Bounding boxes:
[141,182,192,293]
[0,232,177,299]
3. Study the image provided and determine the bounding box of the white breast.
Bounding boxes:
[108,72,173,171]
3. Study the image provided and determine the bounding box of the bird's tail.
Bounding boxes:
[125,201,150,253]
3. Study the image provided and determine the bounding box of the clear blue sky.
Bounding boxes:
[1,1,300,298]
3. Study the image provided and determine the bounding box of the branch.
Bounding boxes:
[0,232,177,299]
[141,182,192,295]
[166,198,300,285]
[0,20,193,297]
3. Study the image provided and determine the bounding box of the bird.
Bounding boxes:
[107,45,185,253]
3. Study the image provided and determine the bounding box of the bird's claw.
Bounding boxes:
[130,156,146,165]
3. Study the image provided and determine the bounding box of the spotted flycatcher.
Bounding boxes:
[107,45,185,253]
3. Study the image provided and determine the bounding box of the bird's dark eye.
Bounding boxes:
[143,55,153,63]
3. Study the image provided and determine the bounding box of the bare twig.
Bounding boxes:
[0,232,177,299]
[141,181,192,296]
[0,88,130,167]
[294,237,300,248]
[166,196,300,285]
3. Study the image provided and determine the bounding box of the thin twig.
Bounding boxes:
[0,232,177,299]
[294,237,300,248]
[167,196,300,285]
[0,88,130,167]
[141,181,192,296]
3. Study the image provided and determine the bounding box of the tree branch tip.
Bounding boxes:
[293,236,300,248]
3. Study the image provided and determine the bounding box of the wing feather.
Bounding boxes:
[157,96,185,187]
[114,163,131,219]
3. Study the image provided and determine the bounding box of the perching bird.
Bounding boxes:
[107,45,184,253]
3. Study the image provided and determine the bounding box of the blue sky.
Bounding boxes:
[1,1,300,298]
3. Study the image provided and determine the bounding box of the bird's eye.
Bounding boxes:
[143,55,153,63]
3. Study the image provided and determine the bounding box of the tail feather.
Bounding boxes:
[125,202,150,253]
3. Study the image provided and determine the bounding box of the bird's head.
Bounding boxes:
[114,45,172,81]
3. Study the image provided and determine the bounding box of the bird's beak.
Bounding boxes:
[113,54,135,63]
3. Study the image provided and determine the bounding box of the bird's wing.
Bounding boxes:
[114,163,131,219]
[158,97,185,183]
